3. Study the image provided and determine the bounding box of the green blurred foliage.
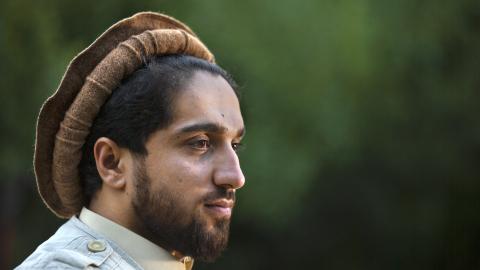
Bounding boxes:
[1,0,480,269]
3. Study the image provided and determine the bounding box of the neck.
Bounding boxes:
[88,190,139,234]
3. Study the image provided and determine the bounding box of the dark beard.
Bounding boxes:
[131,158,234,262]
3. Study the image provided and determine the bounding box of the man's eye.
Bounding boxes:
[231,142,244,152]
[190,139,210,150]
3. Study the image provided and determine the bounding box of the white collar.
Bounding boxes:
[79,207,193,270]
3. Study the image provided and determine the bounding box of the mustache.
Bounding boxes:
[202,188,236,204]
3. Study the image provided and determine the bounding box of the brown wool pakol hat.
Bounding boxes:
[34,11,215,218]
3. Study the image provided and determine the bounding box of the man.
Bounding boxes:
[16,12,245,270]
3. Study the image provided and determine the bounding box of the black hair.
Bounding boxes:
[79,54,238,202]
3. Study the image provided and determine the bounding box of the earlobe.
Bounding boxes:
[94,137,127,190]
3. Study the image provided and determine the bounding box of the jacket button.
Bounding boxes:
[87,240,106,252]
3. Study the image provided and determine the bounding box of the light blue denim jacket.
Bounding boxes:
[15,217,143,269]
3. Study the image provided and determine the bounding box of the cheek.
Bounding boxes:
[170,154,209,177]
[147,158,213,195]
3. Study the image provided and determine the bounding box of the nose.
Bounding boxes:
[213,146,245,190]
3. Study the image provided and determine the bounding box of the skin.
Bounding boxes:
[89,70,245,257]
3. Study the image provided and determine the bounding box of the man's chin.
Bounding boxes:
[189,213,230,262]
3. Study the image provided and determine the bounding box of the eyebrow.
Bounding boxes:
[176,122,245,138]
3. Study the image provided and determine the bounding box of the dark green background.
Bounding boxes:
[1,0,480,269]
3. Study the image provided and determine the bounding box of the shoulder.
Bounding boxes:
[15,217,135,270]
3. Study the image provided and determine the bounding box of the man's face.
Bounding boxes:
[130,71,245,262]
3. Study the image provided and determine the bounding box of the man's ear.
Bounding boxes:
[94,137,127,189]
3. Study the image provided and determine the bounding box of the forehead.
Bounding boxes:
[170,71,244,132]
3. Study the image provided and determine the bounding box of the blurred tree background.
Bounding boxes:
[1,0,480,269]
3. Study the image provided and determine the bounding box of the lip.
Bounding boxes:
[204,199,234,218]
